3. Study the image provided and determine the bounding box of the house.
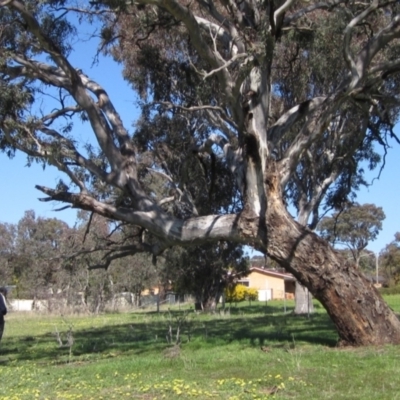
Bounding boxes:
[238,267,296,300]
[364,274,387,288]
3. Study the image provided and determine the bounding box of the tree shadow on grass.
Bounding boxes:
[196,312,338,347]
[1,305,338,364]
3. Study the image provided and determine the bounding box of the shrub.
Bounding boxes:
[224,285,259,303]
[246,288,258,301]
[225,284,247,303]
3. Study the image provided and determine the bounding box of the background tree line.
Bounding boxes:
[0,210,249,312]
[1,201,399,312]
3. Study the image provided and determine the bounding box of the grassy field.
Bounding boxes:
[1,297,400,400]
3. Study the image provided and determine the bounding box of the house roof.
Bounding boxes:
[364,274,386,284]
[245,266,296,282]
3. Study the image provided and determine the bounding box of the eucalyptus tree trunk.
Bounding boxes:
[294,284,314,316]
[237,161,400,346]
[196,298,217,312]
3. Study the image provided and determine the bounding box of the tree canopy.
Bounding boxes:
[164,242,248,310]
[380,233,400,286]
[2,0,400,345]
[0,210,159,310]
[318,203,385,266]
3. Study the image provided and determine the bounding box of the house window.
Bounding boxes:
[238,280,249,287]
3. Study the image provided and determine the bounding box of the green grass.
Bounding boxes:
[1,296,400,399]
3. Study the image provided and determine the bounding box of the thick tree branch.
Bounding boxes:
[353,15,400,86]
[35,185,244,245]
[5,3,125,174]
[80,74,133,151]
[195,0,246,54]
[267,97,326,145]
[282,0,346,28]
[158,0,235,106]
[343,0,379,89]
[3,3,153,209]
[274,0,295,25]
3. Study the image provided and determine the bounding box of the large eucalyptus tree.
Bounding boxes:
[2,0,400,345]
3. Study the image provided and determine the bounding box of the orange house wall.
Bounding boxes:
[246,271,286,300]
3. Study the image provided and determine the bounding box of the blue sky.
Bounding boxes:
[1,20,399,254]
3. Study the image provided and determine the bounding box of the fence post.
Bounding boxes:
[284,290,287,314]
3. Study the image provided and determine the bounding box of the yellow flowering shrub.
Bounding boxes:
[246,288,258,301]
[225,284,247,303]
[225,285,259,303]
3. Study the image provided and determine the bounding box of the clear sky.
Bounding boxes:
[348,138,400,253]
[1,18,399,255]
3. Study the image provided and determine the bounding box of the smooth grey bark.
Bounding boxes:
[294,283,314,316]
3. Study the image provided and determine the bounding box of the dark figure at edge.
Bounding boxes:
[0,287,7,345]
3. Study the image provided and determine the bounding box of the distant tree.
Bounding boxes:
[380,233,400,286]
[10,210,71,298]
[63,213,123,312]
[63,212,159,310]
[164,243,248,311]
[0,222,15,286]
[109,252,157,307]
[318,204,385,267]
